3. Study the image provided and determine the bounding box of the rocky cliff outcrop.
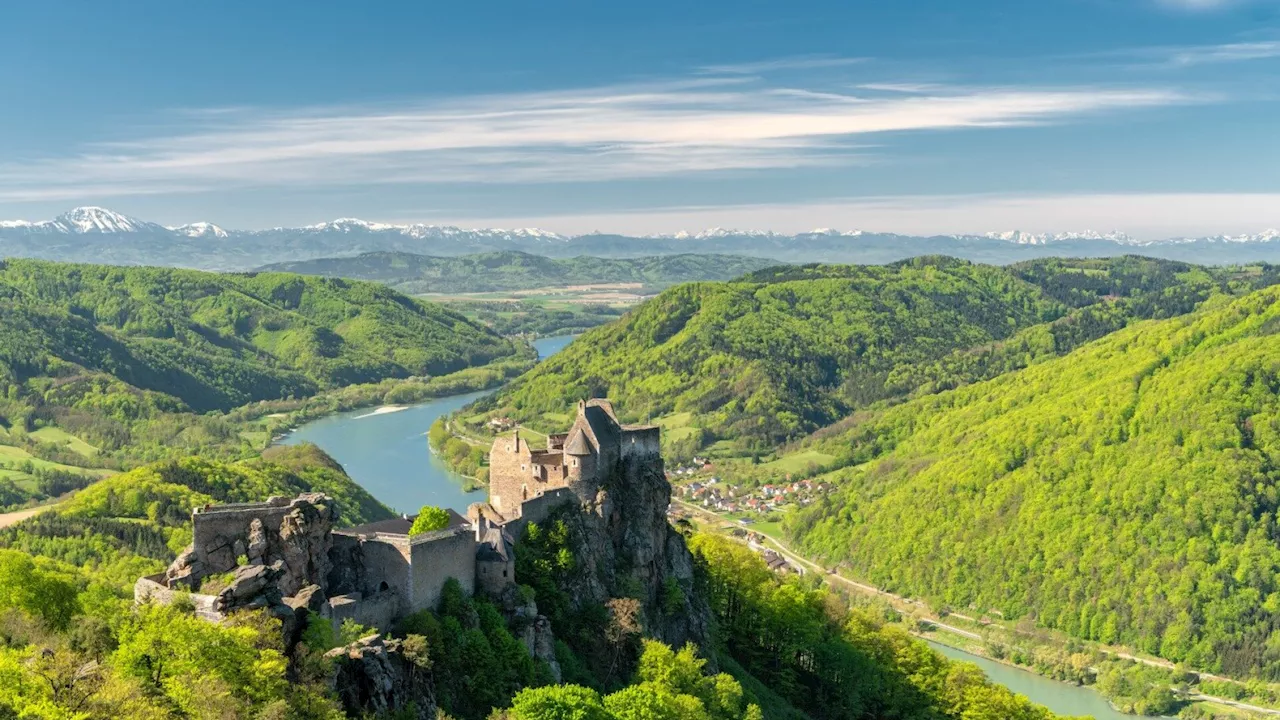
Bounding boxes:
[565,453,712,649]
[164,493,337,601]
[328,635,436,720]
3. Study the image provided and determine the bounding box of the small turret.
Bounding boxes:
[565,430,591,456]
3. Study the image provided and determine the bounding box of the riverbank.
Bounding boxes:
[274,336,576,515]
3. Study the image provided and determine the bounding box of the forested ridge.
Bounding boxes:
[257,250,781,294]
[788,282,1280,679]
[0,259,527,508]
[0,258,518,412]
[474,256,1280,452]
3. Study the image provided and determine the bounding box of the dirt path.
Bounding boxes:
[0,507,43,528]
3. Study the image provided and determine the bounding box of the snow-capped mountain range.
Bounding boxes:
[1,206,1279,271]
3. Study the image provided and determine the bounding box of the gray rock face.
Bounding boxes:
[328,635,436,720]
[278,497,335,597]
[162,493,337,601]
[566,454,712,649]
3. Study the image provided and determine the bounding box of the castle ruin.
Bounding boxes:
[135,398,661,641]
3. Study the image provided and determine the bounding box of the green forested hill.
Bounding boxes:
[256,250,781,294]
[789,284,1280,678]
[474,256,1279,452]
[0,258,517,410]
[0,259,524,507]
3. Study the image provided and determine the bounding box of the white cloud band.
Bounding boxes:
[0,77,1192,202]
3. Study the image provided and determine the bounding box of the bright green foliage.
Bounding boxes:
[486,257,1062,447]
[112,603,290,715]
[0,258,520,501]
[500,641,760,720]
[259,250,781,294]
[689,534,1071,720]
[0,644,171,720]
[480,256,1277,451]
[0,450,393,592]
[395,578,553,720]
[409,505,451,535]
[506,685,612,720]
[0,258,516,410]
[792,283,1280,678]
[0,548,78,629]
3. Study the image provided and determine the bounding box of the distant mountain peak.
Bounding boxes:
[56,206,155,234]
[168,222,229,239]
[982,229,1138,245]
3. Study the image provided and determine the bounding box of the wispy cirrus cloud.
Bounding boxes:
[697,56,869,75]
[0,73,1196,202]
[1164,40,1280,66]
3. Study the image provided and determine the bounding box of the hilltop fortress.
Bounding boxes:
[486,398,660,517]
[135,399,678,649]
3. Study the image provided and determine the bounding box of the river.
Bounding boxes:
[927,641,1141,720]
[278,333,1139,719]
[278,334,574,515]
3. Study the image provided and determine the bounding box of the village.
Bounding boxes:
[667,456,833,515]
[665,456,835,576]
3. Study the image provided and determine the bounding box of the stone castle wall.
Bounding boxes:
[135,574,224,622]
[189,497,295,573]
[621,427,661,460]
[357,535,412,599]
[477,557,515,597]
[408,528,476,613]
[503,488,576,540]
[489,434,531,516]
[325,591,402,635]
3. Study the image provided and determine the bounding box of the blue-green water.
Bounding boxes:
[926,641,1140,719]
[279,335,573,514]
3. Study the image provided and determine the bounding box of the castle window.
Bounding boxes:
[521,464,526,471]
[378,581,389,592]
[503,570,508,578]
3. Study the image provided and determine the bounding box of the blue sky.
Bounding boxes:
[1,0,1278,237]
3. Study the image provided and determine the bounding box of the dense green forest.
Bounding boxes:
[0,258,518,411]
[257,250,781,294]
[786,282,1280,680]
[471,256,1280,453]
[0,259,529,509]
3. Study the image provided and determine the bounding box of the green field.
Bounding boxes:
[29,427,100,457]
[0,444,114,478]
[238,430,271,447]
[758,449,836,474]
[654,412,700,443]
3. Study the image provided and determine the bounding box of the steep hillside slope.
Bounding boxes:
[257,250,781,294]
[791,285,1280,678]
[474,256,1278,452]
